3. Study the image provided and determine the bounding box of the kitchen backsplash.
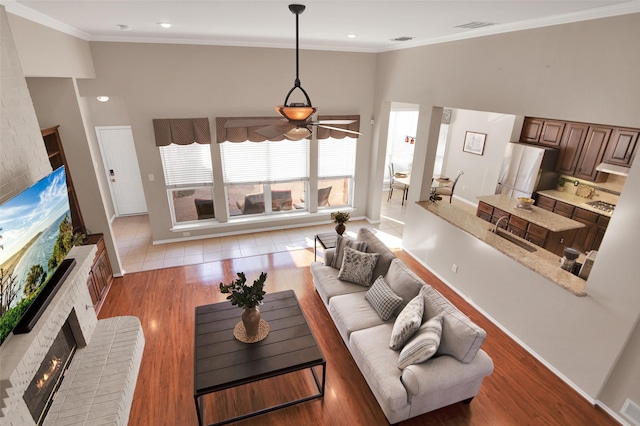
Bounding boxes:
[559,174,624,205]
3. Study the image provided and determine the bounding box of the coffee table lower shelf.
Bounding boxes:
[194,290,326,426]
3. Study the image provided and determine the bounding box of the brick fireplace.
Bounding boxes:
[0,245,97,425]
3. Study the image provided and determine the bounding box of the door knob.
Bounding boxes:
[111,178,116,182]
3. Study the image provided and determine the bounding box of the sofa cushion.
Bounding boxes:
[357,228,396,285]
[330,235,368,270]
[390,295,424,350]
[420,286,486,363]
[365,276,404,321]
[385,259,427,306]
[338,246,379,287]
[397,315,443,369]
[329,292,386,342]
[310,263,367,305]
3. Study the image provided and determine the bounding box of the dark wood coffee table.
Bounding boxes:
[194,290,326,426]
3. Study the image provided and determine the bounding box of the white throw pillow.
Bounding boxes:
[389,294,424,350]
[397,315,443,369]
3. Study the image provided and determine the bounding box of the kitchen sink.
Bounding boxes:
[490,229,537,252]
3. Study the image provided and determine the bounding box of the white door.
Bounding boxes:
[96,126,148,215]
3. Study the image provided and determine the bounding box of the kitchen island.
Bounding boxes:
[476,194,585,257]
[417,200,587,296]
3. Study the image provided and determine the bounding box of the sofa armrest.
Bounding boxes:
[325,248,336,266]
[400,350,494,399]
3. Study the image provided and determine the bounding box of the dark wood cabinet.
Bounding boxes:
[536,195,556,212]
[42,126,85,233]
[520,118,565,147]
[553,200,575,218]
[476,201,493,222]
[556,122,590,175]
[84,234,113,313]
[520,118,544,143]
[574,126,612,182]
[602,128,639,167]
[571,208,599,253]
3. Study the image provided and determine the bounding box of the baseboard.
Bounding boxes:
[597,399,631,426]
[403,247,602,407]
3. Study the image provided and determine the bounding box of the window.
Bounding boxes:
[159,143,214,223]
[220,139,309,216]
[318,137,357,207]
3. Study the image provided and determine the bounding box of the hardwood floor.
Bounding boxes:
[98,248,617,426]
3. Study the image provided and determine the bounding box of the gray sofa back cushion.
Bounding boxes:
[420,286,486,363]
[385,259,426,306]
[330,235,368,270]
[357,228,396,285]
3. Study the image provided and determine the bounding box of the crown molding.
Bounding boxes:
[1,0,91,39]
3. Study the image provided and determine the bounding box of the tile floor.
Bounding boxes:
[113,190,411,273]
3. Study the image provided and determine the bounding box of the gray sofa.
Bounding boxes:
[310,228,494,424]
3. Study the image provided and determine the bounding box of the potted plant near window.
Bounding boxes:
[331,211,350,235]
[220,272,267,341]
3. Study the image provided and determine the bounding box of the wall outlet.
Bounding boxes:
[452,264,458,273]
[148,174,154,181]
[182,232,190,237]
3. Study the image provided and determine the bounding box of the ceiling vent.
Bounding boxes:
[390,36,415,42]
[455,21,496,29]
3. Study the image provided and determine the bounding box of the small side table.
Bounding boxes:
[314,232,338,261]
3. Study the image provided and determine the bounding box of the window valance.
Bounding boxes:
[153,118,211,146]
[215,115,360,143]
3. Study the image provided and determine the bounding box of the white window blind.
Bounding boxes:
[318,137,357,178]
[220,140,309,184]
[159,143,213,188]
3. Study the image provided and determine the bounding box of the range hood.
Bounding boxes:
[596,162,630,176]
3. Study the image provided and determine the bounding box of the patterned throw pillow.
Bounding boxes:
[330,235,368,270]
[337,246,380,287]
[397,315,443,369]
[365,276,404,321]
[389,295,424,350]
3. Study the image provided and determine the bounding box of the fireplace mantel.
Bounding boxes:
[0,245,97,425]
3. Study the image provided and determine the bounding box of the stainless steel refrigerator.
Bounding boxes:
[495,143,559,199]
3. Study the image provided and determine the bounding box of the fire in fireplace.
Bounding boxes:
[23,319,77,425]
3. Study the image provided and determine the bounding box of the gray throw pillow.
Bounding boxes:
[330,235,368,270]
[389,294,424,350]
[337,246,380,287]
[365,276,403,321]
[397,315,443,369]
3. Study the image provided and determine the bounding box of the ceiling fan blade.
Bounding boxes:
[312,120,356,125]
[316,124,363,136]
[225,118,284,128]
[255,122,296,139]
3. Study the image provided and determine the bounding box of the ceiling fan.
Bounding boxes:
[225,4,362,140]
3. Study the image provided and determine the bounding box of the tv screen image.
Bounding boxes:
[0,166,73,343]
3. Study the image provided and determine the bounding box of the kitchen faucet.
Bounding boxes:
[493,216,509,234]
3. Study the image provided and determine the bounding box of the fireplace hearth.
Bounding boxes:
[23,319,77,425]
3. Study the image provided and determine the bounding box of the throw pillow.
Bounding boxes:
[389,294,424,350]
[330,235,368,270]
[397,315,443,369]
[420,286,486,363]
[365,276,404,321]
[337,246,380,287]
[357,228,396,285]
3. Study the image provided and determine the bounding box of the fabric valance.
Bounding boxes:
[153,118,211,146]
[215,115,361,143]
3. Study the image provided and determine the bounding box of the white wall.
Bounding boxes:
[373,13,640,414]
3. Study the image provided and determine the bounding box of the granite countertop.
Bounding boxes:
[536,189,615,218]
[417,200,587,297]
[477,194,585,232]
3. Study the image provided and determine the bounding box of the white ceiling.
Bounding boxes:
[3,0,639,52]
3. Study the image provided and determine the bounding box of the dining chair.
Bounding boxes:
[387,164,408,203]
[434,170,464,203]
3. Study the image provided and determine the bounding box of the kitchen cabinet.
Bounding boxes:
[476,201,493,222]
[571,208,598,253]
[574,126,612,182]
[556,122,590,175]
[508,215,528,238]
[592,215,610,251]
[536,194,556,212]
[602,128,639,167]
[83,234,113,313]
[520,118,565,147]
[553,200,575,218]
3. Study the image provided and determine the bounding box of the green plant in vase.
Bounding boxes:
[220,272,267,338]
[331,211,350,235]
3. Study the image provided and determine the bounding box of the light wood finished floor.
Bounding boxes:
[99,246,617,426]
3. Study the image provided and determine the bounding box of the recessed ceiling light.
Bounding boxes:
[157,22,172,29]
[96,96,109,102]
[118,24,132,31]
[347,34,357,39]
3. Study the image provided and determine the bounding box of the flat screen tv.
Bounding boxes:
[0,166,76,344]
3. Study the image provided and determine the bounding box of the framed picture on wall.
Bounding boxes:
[463,131,486,155]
